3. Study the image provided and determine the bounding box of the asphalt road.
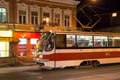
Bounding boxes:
[0,64,120,80]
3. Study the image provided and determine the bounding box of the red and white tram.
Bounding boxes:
[33,31,120,69]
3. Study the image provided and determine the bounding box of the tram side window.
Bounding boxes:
[77,35,93,47]
[109,37,120,47]
[94,36,108,47]
[66,35,76,48]
[56,34,66,49]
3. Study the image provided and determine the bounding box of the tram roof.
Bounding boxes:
[42,26,120,36]
[45,30,120,36]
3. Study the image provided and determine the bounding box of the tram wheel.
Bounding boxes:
[92,61,100,67]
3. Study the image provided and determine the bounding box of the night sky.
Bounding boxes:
[78,0,120,11]
[76,0,120,31]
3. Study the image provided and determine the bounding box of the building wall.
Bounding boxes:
[0,0,79,64]
[110,12,120,26]
[0,0,79,30]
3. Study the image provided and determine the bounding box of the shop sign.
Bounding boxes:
[0,31,13,37]
[14,32,40,38]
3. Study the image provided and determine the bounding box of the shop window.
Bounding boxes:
[0,8,7,23]
[0,42,9,57]
[18,38,27,56]
[30,38,38,55]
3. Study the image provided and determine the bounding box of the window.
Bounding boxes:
[17,3,28,24]
[0,42,9,57]
[54,14,60,26]
[109,37,120,47]
[53,8,62,26]
[30,38,38,55]
[0,8,7,23]
[45,34,54,51]
[94,36,108,47]
[43,12,50,25]
[64,15,70,27]
[66,35,76,47]
[64,9,71,27]
[31,11,38,24]
[56,34,66,49]
[55,34,120,49]
[30,5,40,25]
[42,6,52,26]
[18,10,26,24]
[18,38,27,56]
[43,12,49,18]
[77,35,93,47]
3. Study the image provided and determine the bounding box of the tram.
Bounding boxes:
[33,31,120,69]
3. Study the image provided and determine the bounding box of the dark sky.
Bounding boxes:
[78,0,120,13]
[76,0,120,30]
[93,0,120,12]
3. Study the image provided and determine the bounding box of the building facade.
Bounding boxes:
[0,0,79,65]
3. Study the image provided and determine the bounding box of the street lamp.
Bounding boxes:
[91,0,97,2]
[89,0,98,5]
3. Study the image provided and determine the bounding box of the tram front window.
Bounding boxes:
[37,32,51,52]
[45,34,54,51]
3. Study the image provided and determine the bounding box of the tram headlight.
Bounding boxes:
[39,54,43,59]
[36,54,43,59]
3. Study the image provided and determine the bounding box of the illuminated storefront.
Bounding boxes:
[0,42,9,57]
[0,30,13,58]
[14,32,41,58]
